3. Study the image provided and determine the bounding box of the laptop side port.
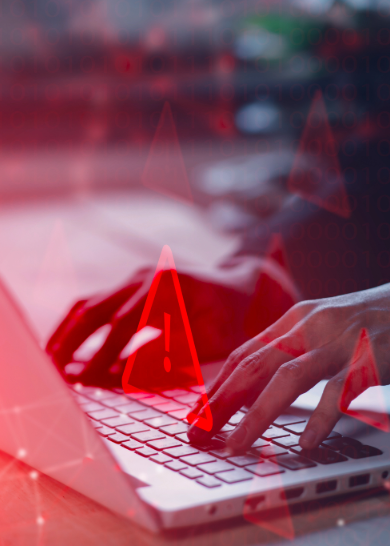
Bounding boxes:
[316,480,337,494]
[349,474,370,488]
[280,487,304,500]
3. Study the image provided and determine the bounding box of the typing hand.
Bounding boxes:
[188,285,390,452]
[46,256,297,387]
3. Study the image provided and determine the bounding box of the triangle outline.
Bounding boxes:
[122,245,212,432]
[339,328,390,432]
[288,90,351,219]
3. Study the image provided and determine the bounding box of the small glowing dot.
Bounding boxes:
[94,389,102,397]
[74,383,82,392]
[337,518,345,527]
[29,471,39,480]
[17,448,26,459]
[36,516,45,526]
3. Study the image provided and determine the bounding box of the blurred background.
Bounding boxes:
[0,0,389,341]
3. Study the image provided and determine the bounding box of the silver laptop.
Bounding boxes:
[0,278,388,533]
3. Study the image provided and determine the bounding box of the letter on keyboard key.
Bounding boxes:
[180,468,204,479]
[136,447,158,458]
[227,455,259,467]
[216,469,252,483]
[180,453,216,466]
[122,439,143,451]
[132,430,165,442]
[163,446,199,458]
[246,462,285,477]
[196,476,221,488]
[107,432,128,444]
[198,461,235,475]
[150,453,173,464]
[147,438,182,450]
[273,453,316,470]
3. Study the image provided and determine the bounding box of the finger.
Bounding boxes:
[189,303,307,416]
[47,280,144,368]
[226,343,342,453]
[75,280,150,385]
[188,333,301,444]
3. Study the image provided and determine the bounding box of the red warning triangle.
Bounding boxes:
[122,245,212,432]
[288,90,351,219]
[339,329,390,432]
[142,101,193,204]
[244,447,294,540]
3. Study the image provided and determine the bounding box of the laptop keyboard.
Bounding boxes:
[70,385,383,489]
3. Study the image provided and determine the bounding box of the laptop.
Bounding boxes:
[0,278,388,533]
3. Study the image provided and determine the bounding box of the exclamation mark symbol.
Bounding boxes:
[164,312,171,372]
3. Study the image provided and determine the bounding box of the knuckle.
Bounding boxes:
[237,353,260,373]
[277,360,303,382]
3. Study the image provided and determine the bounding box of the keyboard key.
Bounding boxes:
[87,389,117,402]
[164,446,199,458]
[322,437,361,451]
[327,431,342,439]
[146,415,177,428]
[246,462,285,477]
[273,415,306,427]
[216,431,233,441]
[359,445,383,458]
[220,424,235,433]
[216,469,252,483]
[283,422,307,434]
[141,395,167,407]
[150,453,173,464]
[101,396,131,408]
[196,476,221,488]
[127,391,153,400]
[180,453,216,466]
[107,432,128,444]
[80,402,105,412]
[132,430,166,442]
[251,438,270,449]
[273,434,301,448]
[340,445,366,459]
[147,438,182,450]
[291,446,347,464]
[116,422,150,435]
[261,427,290,440]
[180,468,204,479]
[254,445,288,458]
[157,401,187,413]
[136,447,158,458]
[89,419,105,429]
[163,389,188,398]
[102,415,135,427]
[272,453,316,470]
[174,393,200,405]
[96,425,116,437]
[168,408,190,420]
[228,412,245,426]
[73,393,91,405]
[199,461,235,475]
[87,408,118,421]
[210,447,231,459]
[121,439,143,451]
[113,402,146,414]
[227,454,259,467]
[131,408,162,421]
[165,460,188,472]
[160,423,189,436]
[175,433,190,444]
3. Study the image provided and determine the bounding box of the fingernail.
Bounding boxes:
[228,426,247,447]
[300,429,316,448]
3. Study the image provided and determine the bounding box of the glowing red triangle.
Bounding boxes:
[339,329,390,432]
[288,90,351,219]
[244,447,294,540]
[142,101,193,204]
[122,245,212,432]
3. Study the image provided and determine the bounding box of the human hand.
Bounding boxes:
[46,255,297,387]
[188,285,390,452]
